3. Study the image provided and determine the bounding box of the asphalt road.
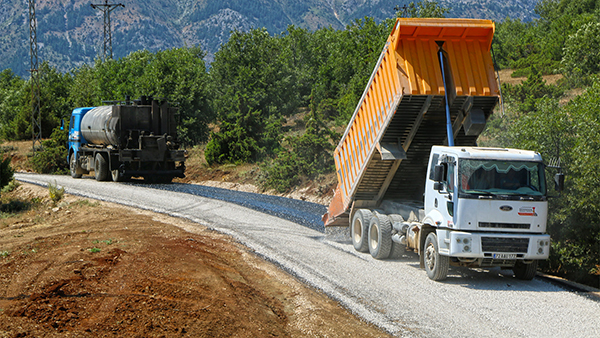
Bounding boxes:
[15,173,600,337]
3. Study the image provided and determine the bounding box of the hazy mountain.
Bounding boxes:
[0,0,539,77]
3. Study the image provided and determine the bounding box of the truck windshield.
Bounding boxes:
[458,159,546,197]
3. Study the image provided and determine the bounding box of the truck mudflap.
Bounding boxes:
[436,230,551,260]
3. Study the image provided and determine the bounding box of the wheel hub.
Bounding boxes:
[425,243,436,270]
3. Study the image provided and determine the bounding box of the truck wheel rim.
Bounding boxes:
[426,243,436,270]
[369,223,379,250]
[353,219,362,243]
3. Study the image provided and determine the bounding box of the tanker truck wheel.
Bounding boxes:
[368,213,392,259]
[69,153,82,178]
[513,260,538,280]
[351,209,372,252]
[424,232,449,281]
[94,153,109,181]
[111,169,126,182]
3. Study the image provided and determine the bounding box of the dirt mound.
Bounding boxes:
[0,184,389,337]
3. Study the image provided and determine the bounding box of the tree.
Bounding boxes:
[0,63,72,141]
[561,22,600,85]
[398,1,450,18]
[206,29,291,164]
[502,67,563,114]
[72,46,213,145]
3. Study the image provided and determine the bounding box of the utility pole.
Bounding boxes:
[394,4,409,17]
[91,0,124,61]
[28,0,42,153]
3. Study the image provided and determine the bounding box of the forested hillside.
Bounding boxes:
[1,0,599,287]
[0,0,537,77]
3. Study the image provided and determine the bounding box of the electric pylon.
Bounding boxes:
[91,0,125,60]
[28,0,42,153]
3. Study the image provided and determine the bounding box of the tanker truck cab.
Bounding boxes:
[67,107,94,178]
[424,146,551,279]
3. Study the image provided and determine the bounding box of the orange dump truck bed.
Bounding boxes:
[323,18,500,227]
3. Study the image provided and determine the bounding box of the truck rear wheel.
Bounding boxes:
[424,232,449,281]
[351,209,372,252]
[513,260,538,280]
[69,153,82,178]
[368,213,392,259]
[389,241,406,259]
[94,153,109,181]
[111,169,126,182]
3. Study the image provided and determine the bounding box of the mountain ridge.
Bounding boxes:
[1,0,539,77]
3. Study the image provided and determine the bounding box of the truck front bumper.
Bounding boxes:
[440,231,550,260]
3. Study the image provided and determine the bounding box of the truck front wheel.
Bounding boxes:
[69,153,82,178]
[513,260,538,280]
[424,232,449,281]
[351,209,372,252]
[94,153,109,181]
[368,213,392,259]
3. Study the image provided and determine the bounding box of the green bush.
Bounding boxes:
[48,181,65,205]
[30,126,68,174]
[262,112,336,192]
[0,153,14,197]
[0,199,30,214]
[1,179,19,194]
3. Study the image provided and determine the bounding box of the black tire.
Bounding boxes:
[94,153,109,181]
[513,260,538,280]
[389,241,406,259]
[424,232,449,281]
[69,153,82,178]
[351,209,372,252]
[368,213,393,259]
[388,214,406,259]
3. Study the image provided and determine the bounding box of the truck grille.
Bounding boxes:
[481,237,529,253]
[479,222,530,230]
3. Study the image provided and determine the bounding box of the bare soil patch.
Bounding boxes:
[0,184,389,337]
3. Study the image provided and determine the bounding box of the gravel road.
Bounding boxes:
[15,173,600,337]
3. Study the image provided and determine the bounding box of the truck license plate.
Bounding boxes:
[493,253,517,259]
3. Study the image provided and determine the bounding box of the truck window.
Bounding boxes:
[428,153,440,180]
[445,157,456,193]
[459,160,546,196]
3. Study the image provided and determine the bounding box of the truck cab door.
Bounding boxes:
[430,155,457,228]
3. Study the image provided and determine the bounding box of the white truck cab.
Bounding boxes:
[421,146,551,279]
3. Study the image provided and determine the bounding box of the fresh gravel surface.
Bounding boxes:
[15,173,600,337]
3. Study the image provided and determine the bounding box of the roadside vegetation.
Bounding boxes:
[0,0,598,287]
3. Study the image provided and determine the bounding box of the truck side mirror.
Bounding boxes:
[60,119,65,131]
[433,165,444,182]
[554,173,565,191]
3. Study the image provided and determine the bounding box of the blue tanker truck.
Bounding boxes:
[67,96,186,183]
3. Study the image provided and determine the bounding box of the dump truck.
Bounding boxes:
[322,18,563,281]
[67,96,186,183]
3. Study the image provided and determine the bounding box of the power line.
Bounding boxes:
[28,0,42,153]
[91,0,125,61]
